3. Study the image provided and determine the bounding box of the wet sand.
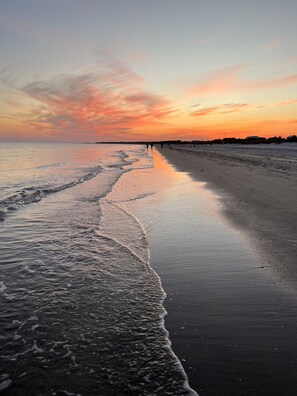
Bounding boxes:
[140,148,297,395]
[161,143,297,284]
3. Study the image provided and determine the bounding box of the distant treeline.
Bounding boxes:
[96,135,297,145]
[189,135,297,145]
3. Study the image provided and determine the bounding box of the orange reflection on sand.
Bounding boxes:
[151,148,175,173]
[152,146,219,202]
[151,148,186,187]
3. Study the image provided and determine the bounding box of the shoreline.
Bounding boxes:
[145,147,297,395]
[160,144,297,287]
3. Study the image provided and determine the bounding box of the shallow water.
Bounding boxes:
[0,143,194,395]
[129,149,297,396]
[2,143,297,396]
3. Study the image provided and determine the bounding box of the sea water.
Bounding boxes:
[0,143,195,395]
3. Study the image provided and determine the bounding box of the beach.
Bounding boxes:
[2,1,297,395]
[1,143,297,395]
[0,144,195,395]
[143,145,297,395]
[161,143,297,285]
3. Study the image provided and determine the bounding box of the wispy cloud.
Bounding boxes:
[190,64,297,96]
[263,39,283,50]
[11,58,175,140]
[277,98,297,106]
[189,98,297,117]
[4,97,21,108]
[190,64,245,95]
[246,74,297,90]
[196,35,217,45]
[285,55,297,64]
[190,103,249,117]
[0,115,17,120]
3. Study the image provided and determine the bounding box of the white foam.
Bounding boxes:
[32,340,43,354]
[62,345,72,358]
[0,281,7,293]
[31,324,39,331]
[50,340,67,352]
[25,265,35,273]
[0,379,12,391]
[71,355,78,367]
[0,281,15,300]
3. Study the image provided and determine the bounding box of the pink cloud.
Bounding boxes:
[277,98,297,106]
[190,65,297,96]
[191,103,249,117]
[285,55,297,64]
[263,39,283,50]
[190,64,245,95]
[196,35,217,45]
[188,98,297,119]
[16,59,176,140]
[246,74,297,90]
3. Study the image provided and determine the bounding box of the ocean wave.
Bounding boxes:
[0,166,103,220]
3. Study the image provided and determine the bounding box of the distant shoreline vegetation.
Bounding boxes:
[96,135,297,146]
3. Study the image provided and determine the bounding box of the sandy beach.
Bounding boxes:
[2,143,297,395]
[161,143,297,286]
[143,145,297,395]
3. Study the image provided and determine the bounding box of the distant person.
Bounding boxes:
[150,143,153,149]
[161,142,163,149]
[146,143,149,149]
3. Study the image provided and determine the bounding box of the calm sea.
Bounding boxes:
[0,143,195,395]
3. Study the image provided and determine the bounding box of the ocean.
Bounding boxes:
[0,143,195,396]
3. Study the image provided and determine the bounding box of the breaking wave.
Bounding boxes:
[0,166,103,220]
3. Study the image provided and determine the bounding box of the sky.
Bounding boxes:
[1,0,297,142]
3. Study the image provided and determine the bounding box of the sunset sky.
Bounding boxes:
[1,0,297,142]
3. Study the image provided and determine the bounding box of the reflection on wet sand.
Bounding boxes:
[129,148,297,396]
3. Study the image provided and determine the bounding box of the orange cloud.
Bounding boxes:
[0,115,17,120]
[191,103,249,117]
[190,65,297,96]
[2,56,296,142]
[11,59,176,140]
[277,98,297,106]
[188,98,297,118]
[190,65,245,96]
[246,74,297,90]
